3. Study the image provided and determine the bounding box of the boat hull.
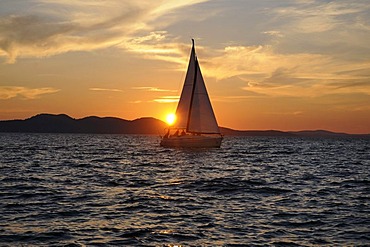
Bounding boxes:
[160,135,222,148]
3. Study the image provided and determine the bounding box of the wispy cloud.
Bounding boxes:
[153,96,179,103]
[0,86,59,99]
[0,0,209,63]
[89,87,123,92]
[201,42,370,97]
[119,31,190,66]
[129,95,179,103]
[270,1,370,53]
[262,31,284,38]
[1,0,369,100]
[131,86,179,103]
[124,35,370,98]
[213,94,263,102]
[132,86,176,92]
[273,1,368,33]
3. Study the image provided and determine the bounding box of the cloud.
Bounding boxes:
[1,0,369,100]
[89,87,123,92]
[212,95,264,102]
[272,1,369,33]
[153,96,179,103]
[0,14,117,63]
[131,86,179,103]
[119,31,191,67]
[132,86,176,92]
[128,95,179,103]
[0,0,209,63]
[123,31,370,98]
[270,1,370,54]
[0,86,59,99]
[262,31,284,38]
[191,41,370,98]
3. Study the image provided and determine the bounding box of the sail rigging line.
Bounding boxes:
[186,39,198,133]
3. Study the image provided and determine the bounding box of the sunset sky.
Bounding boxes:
[1,0,370,133]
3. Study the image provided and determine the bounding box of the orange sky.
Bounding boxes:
[1,0,370,134]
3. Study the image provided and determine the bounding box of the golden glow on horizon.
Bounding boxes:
[165,113,176,126]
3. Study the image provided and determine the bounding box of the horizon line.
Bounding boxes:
[0,112,369,135]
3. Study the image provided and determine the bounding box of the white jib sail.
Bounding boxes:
[187,59,220,134]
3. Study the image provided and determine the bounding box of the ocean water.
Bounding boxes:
[0,133,369,246]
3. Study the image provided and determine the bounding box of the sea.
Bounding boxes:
[0,133,369,246]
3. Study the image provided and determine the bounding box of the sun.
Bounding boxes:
[165,113,176,125]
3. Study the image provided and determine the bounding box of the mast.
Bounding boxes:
[186,39,197,132]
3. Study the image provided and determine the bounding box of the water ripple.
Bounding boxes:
[0,133,369,246]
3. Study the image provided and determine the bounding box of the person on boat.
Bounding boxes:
[181,130,186,136]
[163,129,170,138]
[173,129,179,137]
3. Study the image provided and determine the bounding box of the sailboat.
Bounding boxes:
[160,39,223,148]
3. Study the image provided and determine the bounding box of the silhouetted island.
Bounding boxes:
[0,114,166,134]
[0,113,368,138]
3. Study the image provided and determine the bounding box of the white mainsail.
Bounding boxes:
[174,40,220,134]
[174,42,196,129]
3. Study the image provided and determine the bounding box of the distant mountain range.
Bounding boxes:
[0,114,166,135]
[0,113,368,138]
